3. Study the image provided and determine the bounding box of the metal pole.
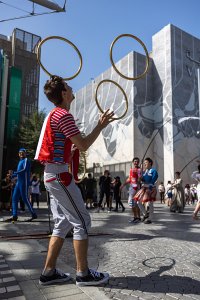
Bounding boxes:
[0,55,9,180]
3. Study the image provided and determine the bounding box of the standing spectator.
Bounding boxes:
[170,172,185,213]
[7,148,37,221]
[166,180,173,207]
[120,157,141,223]
[184,184,190,205]
[0,173,12,211]
[158,182,165,204]
[98,170,112,212]
[190,184,197,205]
[35,76,112,286]
[85,173,96,209]
[113,176,125,212]
[31,175,40,208]
[191,165,200,219]
[133,157,158,224]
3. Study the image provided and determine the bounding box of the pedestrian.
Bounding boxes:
[133,157,158,224]
[184,184,190,205]
[84,173,96,209]
[158,182,165,204]
[0,173,12,211]
[191,165,200,219]
[120,157,141,223]
[35,75,113,286]
[31,175,40,208]
[98,170,112,212]
[113,176,125,212]
[7,148,37,221]
[190,184,197,205]
[166,180,173,207]
[170,172,185,213]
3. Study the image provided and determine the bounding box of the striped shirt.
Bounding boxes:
[51,108,80,139]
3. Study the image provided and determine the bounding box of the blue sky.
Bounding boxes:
[1,0,200,113]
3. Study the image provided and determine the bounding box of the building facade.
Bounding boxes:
[0,28,41,177]
[71,24,200,185]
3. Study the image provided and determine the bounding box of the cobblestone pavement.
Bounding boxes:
[39,203,200,300]
[0,202,200,300]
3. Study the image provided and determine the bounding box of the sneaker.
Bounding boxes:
[133,218,141,224]
[39,269,71,285]
[141,214,149,222]
[128,218,136,223]
[129,217,141,224]
[30,214,37,221]
[5,216,18,222]
[76,268,109,286]
[144,219,152,224]
[122,207,125,212]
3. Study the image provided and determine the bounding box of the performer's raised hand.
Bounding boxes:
[98,109,114,128]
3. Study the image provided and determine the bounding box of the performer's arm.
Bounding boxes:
[14,158,28,174]
[148,169,158,190]
[120,177,131,190]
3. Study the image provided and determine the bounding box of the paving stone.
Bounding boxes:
[2,276,16,282]
[6,284,21,292]
[0,287,6,293]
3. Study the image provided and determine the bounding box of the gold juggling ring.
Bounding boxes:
[36,36,82,80]
[110,34,150,80]
[95,79,128,120]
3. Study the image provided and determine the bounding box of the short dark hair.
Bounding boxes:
[175,171,180,176]
[132,157,140,162]
[144,157,153,165]
[104,170,110,175]
[44,75,67,105]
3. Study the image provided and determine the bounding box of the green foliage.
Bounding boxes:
[18,110,46,160]
[18,110,46,177]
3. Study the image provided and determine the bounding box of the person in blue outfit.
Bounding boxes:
[134,157,158,224]
[8,148,37,221]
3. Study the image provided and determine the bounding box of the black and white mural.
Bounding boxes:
[72,24,200,184]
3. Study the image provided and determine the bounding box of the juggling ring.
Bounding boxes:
[110,34,150,80]
[74,152,87,184]
[95,79,128,121]
[36,36,83,80]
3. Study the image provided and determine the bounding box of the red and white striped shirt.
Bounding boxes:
[35,107,80,164]
[51,108,80,139]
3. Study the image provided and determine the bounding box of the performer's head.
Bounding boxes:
[132,157,140,167]
[175,171,180,178]
[18,148,26,159]
[44,75,75,109]
[144,157,153,169]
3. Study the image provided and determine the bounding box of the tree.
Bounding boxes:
[18,110,46,159]
[18,110,46,179]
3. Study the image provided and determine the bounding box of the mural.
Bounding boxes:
[72,24,200,184]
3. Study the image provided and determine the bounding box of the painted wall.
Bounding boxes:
[72,24,200,186]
